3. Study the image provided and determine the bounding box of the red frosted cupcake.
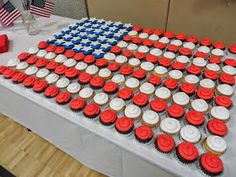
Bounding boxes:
[133,93,149,107]
[18,52,30,61]
[158,57,172,68]
[46,61,59,71]
[228,43,236,55]
[154,42,166,50]
[135,125,153,143]
[179,48,192,57]
[167,44,179,53]
[164,78,178,91]
[132,69,146,80]
[164,31,175,39]
[84,55,95,65]
[33,80,48,93]
[150,99,167,114]
[123,35,132,42]
[122,50,133,58]
[195,51,207,59]
[74,52,85,61]
[135,52,146,60]
[64,50,75,58]
[186,65,201,76]
[224,58,236,67]
[119,65,133,76]
[103,81,118,94]
[83,103,100,119]
[35,58,49,68]
[12,72,27,84]
[215,95,232,109]
[115,116,134,134]
[176,142,199,163]
[108,62,120,72]
[111,45,122,54]
[23,76,38,88]
[197,87,214,102]
[44,85,59,98]
[208,56,221,64]
[132,37,142,45]
[3,68,18,79]
[213,41,225,50]
[203,70,218,81]
[69,98,86,111]
[100,109,117,126]
[0,66,7,74]
[145,55,158,63]
[38,41,48,49]
[155,134,175,153]
[78,73,91,85]
[90,76,105,89]
[143,39,154,47]
[200,38,212,47]
[26,56,38,65]
[143,28,153,34]
[55,46,65,54]
[167,104,184,119]
[153,28,164,37]
[65,67,79,79]
[219,73,235,85]
[55,65,68,75]
[132,25,142,32]
[186,36,198,44]
[186,110,205,126]
[175,33,186,41]
[95,58,108,68]
[117,87,133,101]
[46,44,56,52]
[56,91,71,104]
[148,75,161,86]
[207,119,228,137]
[180,82,195,96]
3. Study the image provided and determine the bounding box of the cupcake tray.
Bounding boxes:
[0,17,236,177]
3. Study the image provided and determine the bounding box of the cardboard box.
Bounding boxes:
[167,0,236,45]
[86,0,170,29]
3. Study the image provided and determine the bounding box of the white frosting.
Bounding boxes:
[98,68,112,78]
[173,92,190,106]
[193,57,207,67]
[93,92,109,105]
[149,34,159,41]
[184,74,200,84]
[170,39,182,46]
[210,106,230,121]
[36,50,47,58]
[28,47,39,54]
[7,58,20,67]
[211,48,224,56]
[55,55,67,63]
[111,74,125,85]
[206,63,220,72]
[85,65,99,75]
[36,68,49,78]
[168,70,183,80]
[128,30,138,36]
[75,62,88,71]
[150,48,163,57]
[127,44,138,51]
[140,82,155,95]
[45,52,56,60]
[56,78,70,88]
[139,33,149,39]
[25,66,38,75]
[191,99,208,113]
[138,45,149,53]
[176,55,190,64]
[197,46,210,53]
[180,125,201,143]
[159,37,170,44]
[124,104,142,119]
[104,52,116,61]
[155,87,171,100]
[163,52,175,60]
[117,41,128,48]
[16,62,29,70]
[160,118,181,134]
[183,42,195,50]
[217,84,233,96]
[140,62,154,71]
[222,65,236,75]
[115,55,128,64]
[67,83,81,94]
[128,58,140,67]
[79,88,94,99]
[142,110,159,125]
[206,135,227,153]
[125,77,140,89]
[154,66,168,75]
[63,59,76,67]
[109,98,125,111]
[45,73,59,84]
[200,78,215,89]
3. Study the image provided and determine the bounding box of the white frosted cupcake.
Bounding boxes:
[93,92,109,106]
[36,50,47,58]
[85,65,99,76]
[139,33,149,39]
[138,45,149,54]
[55,55,67,63]
[183,42,195,50]
[204,135,227,155]
[160,118,181,135]
[125,77,140,90]
[170,39,183,46]
[79,87,94,101]
[168,70,183,81]
[210,106,230,121]
[149,34,159,41]
[216,84,233,97]
[180,125,201,143]
[109,98,125,112]
[153,66,168,78]
[222,65,236,76]
[36,68,50,79]
[128,58,140,68]
[176,55,190,65]
[193,57,207,68]
[155,87,172,101]
[199,78,215,89]
[45,73,59,84]
[127,43,138,53]
[67,83,81,94]
[117,40,128,48]
[150,48,163,57]
[7,58,20,68]
[104,52,116,62]
[140,62,154,72]
[63,59,77,68]
[197,46,210,54]
[191,99,209,114]
[173,92,190,107]
[184,74,200,85]
[128,30,138,37]
[115,55,128,65]
[28,47,39,55]
[25,66,38,76]
[163,51,176,60]
[56,78,70,89]
[142,110,160,127]
[159,37,170,44]
[111,74,125,86]
[206,63,221,73]
[75,62,88,72]
[16,62,29,72]
[211,48,224,57]
[98,68,112,80]
[139,82,155,96]
[45,52,56,60]
[124,104,142,120]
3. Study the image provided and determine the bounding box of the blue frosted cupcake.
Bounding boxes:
[91,41,101,49]
[82,46,94,55]
[81,38,91,46]
[93,49,105,58]
[71,37,81,44]
[97,36,107,43]
[63,34,73,41]
[101,43,111,52]
[103,31,114,38]
[63,42,74,49]
[87,33,97,41]
[61,28,71,34]
[107,38,117,45]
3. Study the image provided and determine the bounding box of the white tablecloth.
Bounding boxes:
[0,15,235,177]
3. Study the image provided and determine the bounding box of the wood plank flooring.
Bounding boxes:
[0,113,106,177]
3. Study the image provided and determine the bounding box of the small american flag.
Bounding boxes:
[30,0,54,18]
[0,1,21,26]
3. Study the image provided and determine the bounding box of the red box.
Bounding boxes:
[0,34,8,53]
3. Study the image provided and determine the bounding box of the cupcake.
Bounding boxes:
[183,42,195,50]
[75,62,88,72]
[163,51,176,60]
[155,87,172,102]
[46,61,59,71]
[128,58,141,68]
[44,85,59,98]
[197,87,214,103]
[197,46,210,54]
[90,76,105,89]
[125,77,140,90]
[93,92,109,106]
[168,70,183,81]
[23,76,38,88]
[115,116,134,134]
[184,74,200,85]
[207,119,228,137]
[78,73,91,85]
[7,58,20,68]
[117,87,133,101]
[104,52,116,62]
[150,48,163,57]
[95,58,108,68]
[63,59,77,68]
[67,83,81,94]
[108,62,120,72]
[222,65,236,76]
[109,98,125,112]
[111,74,125,86]
[103,81,118,94]
[140,62,155,72]
[160,118,181,135]
[214,95,232,109]
[120,65,133,76]
[45,52,56,60]
[210,106,230,121]
[85,65,99,76]
[153,66,168,78]
[176,142,199,163]
[3,68,18,79]
[12,72,27,84]
[206,63,220,73]
[186,110,205,127]
[204,135,227,155]
[228,43,236,57]
[115,55,128,65]
[145,55,158,64]
[141,110,160,127]
[150,99,167,115]
[211,48,225,57]
[186,65,201,76]
[55,65,67,76]
[155,134,175,153]
[191,99,209,114]
[26,56,38,65]
[79,87,94,101]
[223,58,236,67]
[36,50,47,58]
[69,98,86,112]
[163,78,178,91]
[18,52,30,61]
[132,69,146,80]
[36,68,50,80]
[180,125,201,143]
[33,80,48,93]
[98,68,112,80]
[84,55,95,65]
[56,78,70,89]
[15,62,29,72]
[83,103,100,119]
[167,104,185,119]
[56,91,71,104]
[216,84,233,97]
[133,93,149,108]
[100,109,117,126]
[134,125,153,143]
[147,75,161,86]
[139,82,155,96]
[192,57,207,68]
[176,55,190,66]
[158,57,172,68]
[179,82,195,97]
[124,104,142,120]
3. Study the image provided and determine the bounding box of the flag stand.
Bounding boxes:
[21,10,39,35]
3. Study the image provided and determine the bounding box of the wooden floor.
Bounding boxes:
[0,113,106,177]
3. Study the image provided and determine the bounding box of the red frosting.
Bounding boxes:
[108,62,120,72]
[153,28,164,36]
[177,142,199,161]
[12,72,27,83]
[35,58,49,68]
[180,82,195,95]
[46,61,59,70]
[200,153,223,174]
[103,81,118,94]
[0,66,7,74]
[100,109,117,125]
[214,41,225,49]
[215,95,232,108]
[145,55,158,63]
[64,50,75,58]
[156,134,175,153]
[195,51,207,59]
[74,52,85,61]
[83,103,100,117]
[38,41,48,49]
[164,31,175,39]
[135,52,146,60]
[208,119,228,137]
[154,42,166,50]
[33,80,48,92]
[3,69,17,79]
[26,56,38,65]
[95,58,108,68]
[123,35,133,42]
[132,25,142,32]
[69,98,86,111]
[167,104,184,119]
[179,48,192,56]
[55,46,65,54]
[150,99,167,113]
[46,44,56,52]
[111,45,122,54]
[84,55,95,64]
[197,87,214,101]
[118,87,133,100]
[148,75,161,86]
[56,92,71,104]
[23,76,38,87]
[209,56,221,64]
[78,73,91,84]
[172,62,185,71]
[133,93,148,107]
[119,65,133,75]
[132,37,143,45]
[132,69,146,80]
[187,65,201,75]
[90,76,105,88]
[142,39,153,47]
[158,57,172,67]
[143,28,153,34]
[203,70,218,81]
[135,125,153,141]
[200,38,212,47]
[65,67,79,79]
[224,58,236,67]
[44,86,59,98]
[167,44,179,53]
[186,110,205,126]
[219,73,235,85]
[229,43,236,54]
[175,33,186,41]
[18,52,30,61]
[115,116,134,133]
[122,50,133,58]
[55,65,68,75]
[164,78,178,90]
[186,36,198,44]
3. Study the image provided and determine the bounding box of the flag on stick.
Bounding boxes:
[30,0,54,18]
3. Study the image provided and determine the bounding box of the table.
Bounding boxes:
[0,15,236,177]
